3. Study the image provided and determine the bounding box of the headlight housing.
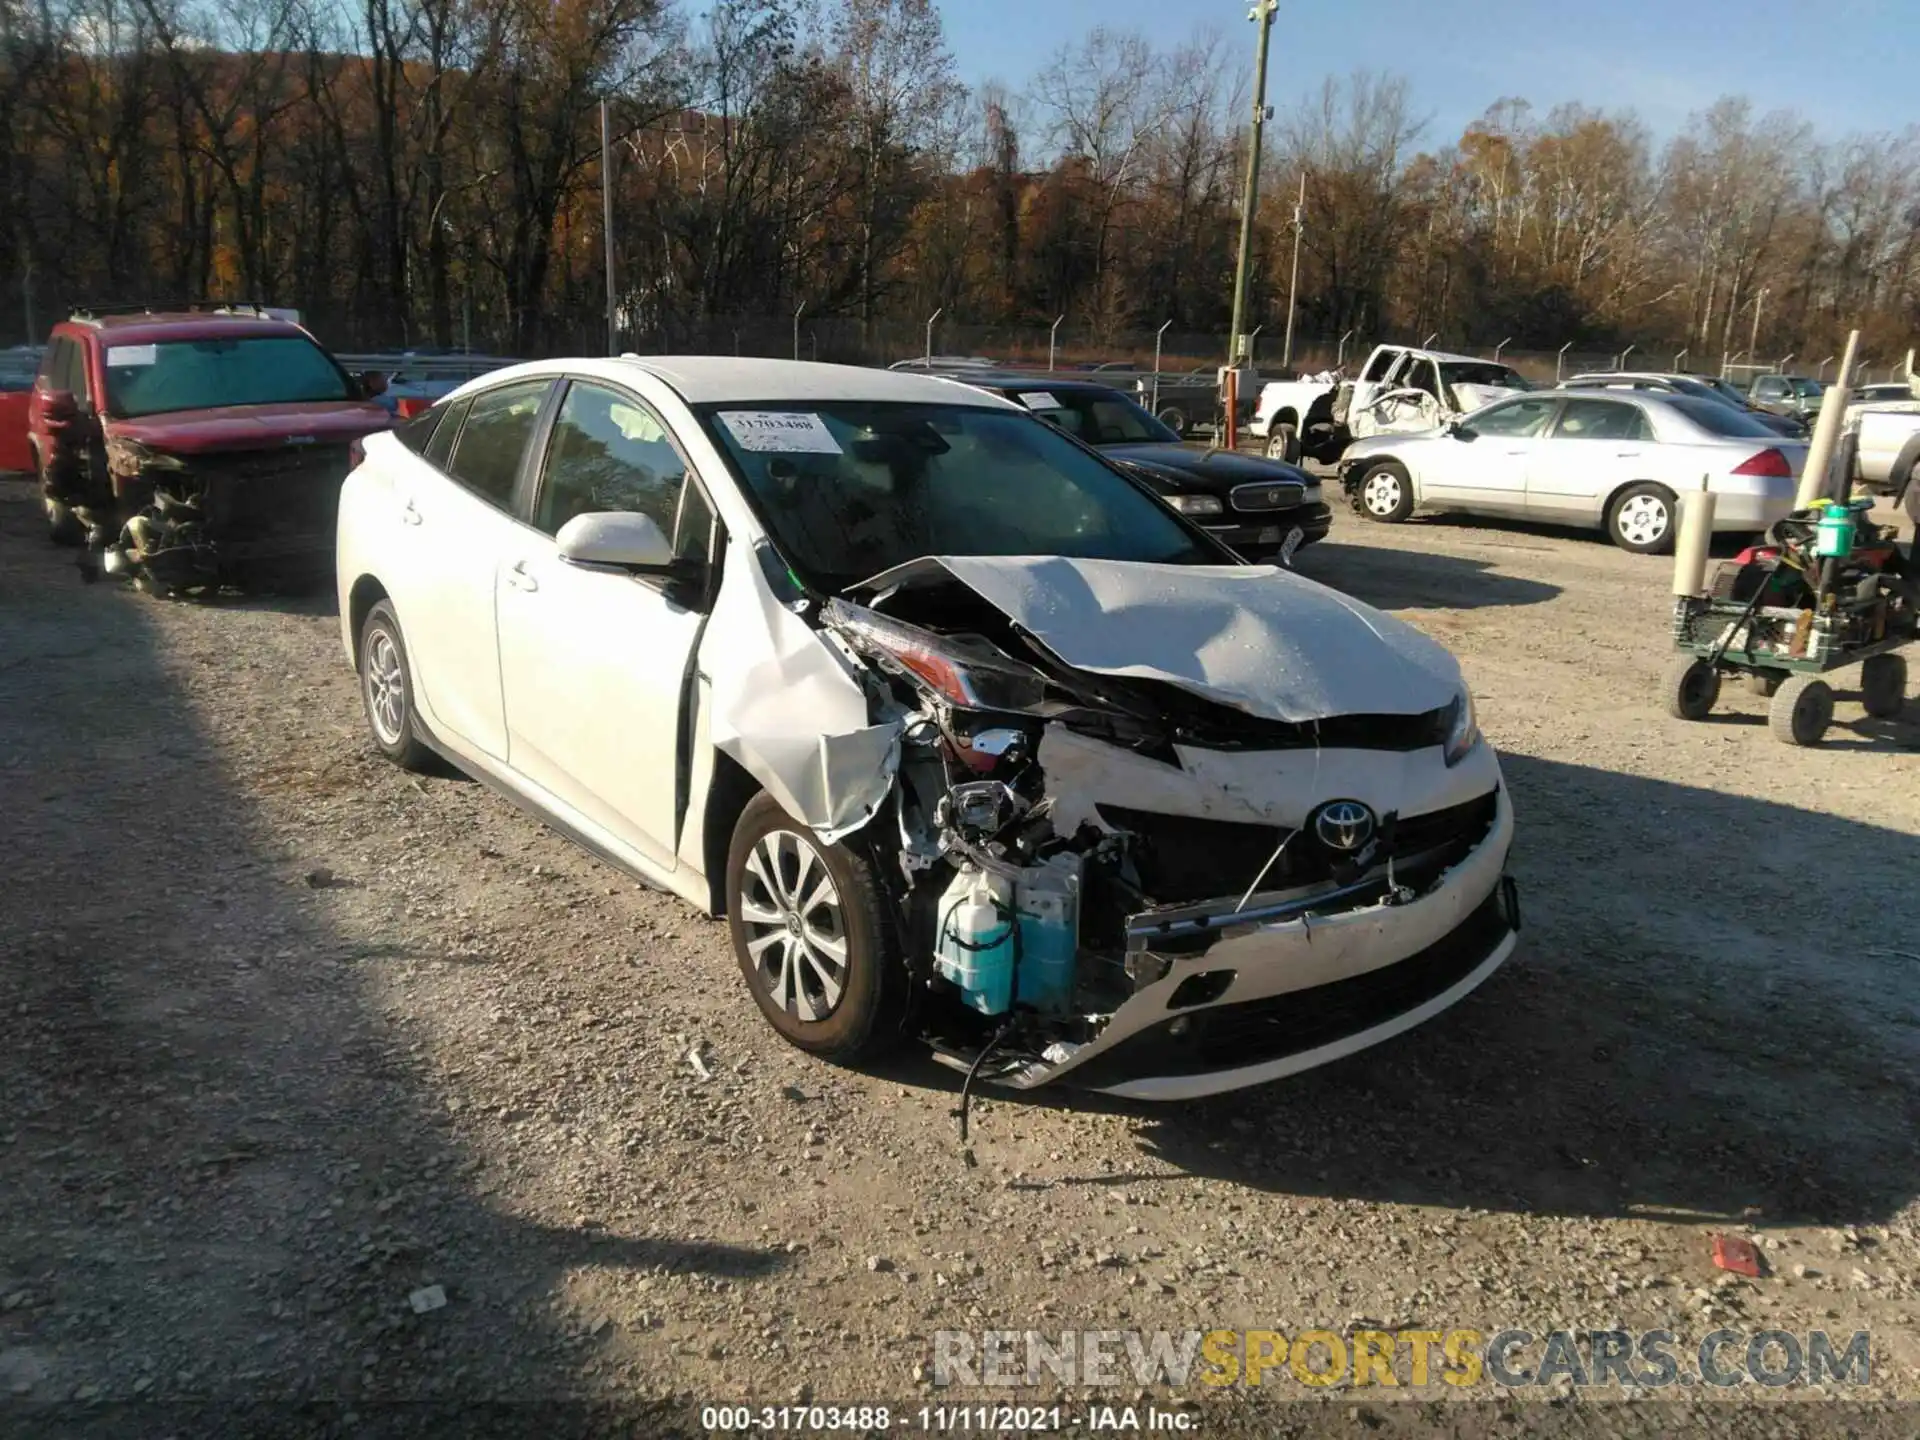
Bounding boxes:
[1443,687,1480,766]
[1165,493,1223,516]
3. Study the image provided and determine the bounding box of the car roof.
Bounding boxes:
[1567,371,1685,383]
[64,312,308,344]
[522,356,1015,408]
[940,372,1126,394]
[1386,346,1510,366]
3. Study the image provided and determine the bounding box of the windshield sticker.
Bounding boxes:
[1019,391,1063,411]
[106,344,158,368]
[720,411,844,455]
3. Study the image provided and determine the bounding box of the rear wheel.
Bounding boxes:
[1666,656,1720,721]
[1769,674,1834,747]
[38,458,85,547]
[1266,422,1300,465]
[1357,460,1415,523]
[357,600,435,772]
[1861,653,1908,719]
[1607,483,1677,554]
[1156,405,1189,436]
[726,793,904,1062]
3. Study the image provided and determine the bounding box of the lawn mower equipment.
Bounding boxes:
[1665,457,1918,745]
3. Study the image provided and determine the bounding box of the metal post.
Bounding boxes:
[1817,355,1833,380]
[1749,286,1768,366]
[1777,353,1793,374]
[1049,314,1064,371]
[1556,341,1573,382]
[1247,324,1263,366]
[793,301,805,361]
[601,98,617,356]
[1797,327,1859,510]
[1674,347,1688,372]
[1493,337,1511,363]
[1227,0,1278,367]
[1152,319,1172,413]
[1281,169,1304,368]
[1422,332,1439,348]
[925,307,943,368]
[1337,329,1354,368]
[1618,344,1635,371]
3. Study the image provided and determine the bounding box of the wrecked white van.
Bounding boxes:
[338,358,1518,1101]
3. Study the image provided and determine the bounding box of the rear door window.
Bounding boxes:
[394,406,444,456]
[1552,399,1652,442]
[1472,397,1561,438]
[447,380,549,509]
[424,397,471,469]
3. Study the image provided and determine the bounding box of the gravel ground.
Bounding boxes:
[2,472,1917,1439]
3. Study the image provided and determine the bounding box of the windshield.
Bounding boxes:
[1697,377,1751,406]
[104,336,352,418]
[1006,386,1179,445]
[1439,362,1529,391]
[1789,377,1825,398]
[700,401,1215,592]
[1666,397,1785,438]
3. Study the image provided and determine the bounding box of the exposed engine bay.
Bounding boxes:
[808,555,1515,1097]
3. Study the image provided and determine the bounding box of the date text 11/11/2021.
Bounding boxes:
[699,1405,1197,1432]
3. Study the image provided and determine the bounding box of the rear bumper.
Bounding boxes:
[1011,784,1517,1099]
[1710,488,1798,531]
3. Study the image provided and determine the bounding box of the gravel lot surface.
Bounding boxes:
[2,473,1917,1439]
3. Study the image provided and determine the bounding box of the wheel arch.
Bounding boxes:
[700,748,763,916]
[1601,477,1677,527]
[347,574,391,669]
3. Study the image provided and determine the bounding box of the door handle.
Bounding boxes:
[506,560,539,593]
[401,498,423,526]
[1614,451,1642,458]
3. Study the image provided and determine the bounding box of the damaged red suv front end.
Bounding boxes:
[30,312,391,593]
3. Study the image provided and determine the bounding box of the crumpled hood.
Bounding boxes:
[871,555,1463,722]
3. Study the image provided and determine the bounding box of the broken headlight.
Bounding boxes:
[824,598,1049,713]
[1164,494,1223,516]
[1443,687,1479,766]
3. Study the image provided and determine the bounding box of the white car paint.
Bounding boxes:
[337,357,1515,1097]
[1251,344,1528,452]
[1342,389,1805,545]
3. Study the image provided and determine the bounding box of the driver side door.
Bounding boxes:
[1416,395,1563,510]
[494,379,720,871]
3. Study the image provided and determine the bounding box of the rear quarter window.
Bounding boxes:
[1665,397,1782,438]
[393,406,445,455]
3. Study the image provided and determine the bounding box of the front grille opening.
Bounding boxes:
[1100,790,1497,906]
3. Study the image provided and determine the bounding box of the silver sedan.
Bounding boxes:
[1340,391,1808,553]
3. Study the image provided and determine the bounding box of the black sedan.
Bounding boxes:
[947,374,1331,563]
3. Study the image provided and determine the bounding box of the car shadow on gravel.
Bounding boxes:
[1066,753,1919,1232]
[1296,541,1562,612]
[0,490,765,1436]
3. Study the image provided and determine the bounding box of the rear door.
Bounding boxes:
[384,376,553,760]
[494,379,718,868]
[1527,396,1654,519]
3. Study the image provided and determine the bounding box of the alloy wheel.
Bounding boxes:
[738,829,848,1023]
[364,629,407,746]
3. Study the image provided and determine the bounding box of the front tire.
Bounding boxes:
[1156,405,1188,436]
[1608,483,1677,554]
[726,793,904,1062]
[1769,674,1834,747]
[357,600,435,772]
[1357,460,1415,523]
[1666,656,1720,721]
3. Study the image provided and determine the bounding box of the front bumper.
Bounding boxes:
[1204,502,1333,558]
[1011,784,1517,1099]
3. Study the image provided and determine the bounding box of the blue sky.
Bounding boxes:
[938,0,1913,145]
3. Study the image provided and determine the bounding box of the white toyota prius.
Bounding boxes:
[337,357,1518,1100]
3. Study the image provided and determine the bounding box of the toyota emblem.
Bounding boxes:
[1312,799,1377,854]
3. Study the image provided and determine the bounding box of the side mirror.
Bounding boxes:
[556,511,676,571]
[1450,422,1477,441]
[42,388,79,423]
[358,370,389,398]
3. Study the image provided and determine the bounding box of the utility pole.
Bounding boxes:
[601,98,617,356]
[1227,0,1279,368]
[1748,286,1768,371]
[1281,170,1304,369]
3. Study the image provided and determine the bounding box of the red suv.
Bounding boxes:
[28,307,393,592]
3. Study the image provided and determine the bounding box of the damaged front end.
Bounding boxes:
[819,558,1519,1100]
[92,435,350,595]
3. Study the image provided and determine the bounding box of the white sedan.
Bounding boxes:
[337,357,1516,1100]
[1341,390,1807,553]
